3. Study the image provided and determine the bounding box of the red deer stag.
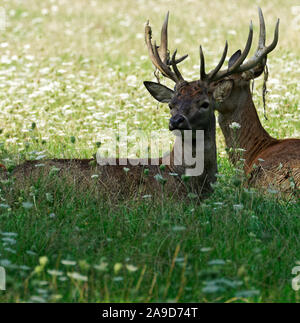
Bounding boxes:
[6,13,220,200]
[204,8,300,192]
[143,12,219,197]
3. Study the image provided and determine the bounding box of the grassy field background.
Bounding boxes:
[0,0,299,302]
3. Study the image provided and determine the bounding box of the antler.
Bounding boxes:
[200,7,279,82]
[145,12,188,83]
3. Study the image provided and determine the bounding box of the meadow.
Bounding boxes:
[0,0,299,302]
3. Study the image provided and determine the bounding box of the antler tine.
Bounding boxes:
[145,13,188,84]
[161,12,188,66]
[153,40,176,79]
[173,54,189,65]
[199,45,206,80]
[228,21,253,72]
[171,50,185,82]
[258,7,266,49]
[267,18,279,51]
[207,41,228,80]
[158,11,169,65]
[145,21,165,76]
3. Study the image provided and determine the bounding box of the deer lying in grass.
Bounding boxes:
[145,9,299,193]
[6,13,220,200]
[206,8,300,192]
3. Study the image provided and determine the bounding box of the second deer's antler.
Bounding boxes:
[200,7,279,82]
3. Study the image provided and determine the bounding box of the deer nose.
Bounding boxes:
[169,115,185,130]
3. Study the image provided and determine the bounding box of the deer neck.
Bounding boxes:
[217,86,278,170]
[169,112,217,192]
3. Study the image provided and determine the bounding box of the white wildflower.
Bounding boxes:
[61,260,76,266]
[233,204,244,211]
[126,264,138,272]
[229,122,241,130]
[67,272,88,282]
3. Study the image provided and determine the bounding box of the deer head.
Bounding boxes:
[209,8,279,115]
[143,9,279,126]
[143,12,221,133]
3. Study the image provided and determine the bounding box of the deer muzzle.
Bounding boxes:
[169,115,186,130]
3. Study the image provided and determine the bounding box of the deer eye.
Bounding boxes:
[200,101,210,109]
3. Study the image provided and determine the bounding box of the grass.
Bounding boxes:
[0,163,299,302]
[0,0,299,302]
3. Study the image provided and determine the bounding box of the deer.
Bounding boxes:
[144,8,300,194]
[204,8,300,192]
[142,11,219,198]
[3,13,220,201]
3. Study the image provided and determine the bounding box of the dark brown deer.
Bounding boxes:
[143,12,218,197]
[205,8,300,192]
[5,13,219,200]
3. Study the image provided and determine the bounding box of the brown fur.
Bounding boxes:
[144,80,218,198]
[8,158,190,201]
[7,80,217,201]
[7,141,214,202]
[213,75,300,193]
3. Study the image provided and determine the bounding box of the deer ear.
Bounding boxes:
[228,50,241,68]
[144,81,174,103]
[213,80,233,103]
[253,62,265,78]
